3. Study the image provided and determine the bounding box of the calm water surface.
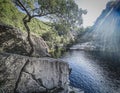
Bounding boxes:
[62,47,120,93]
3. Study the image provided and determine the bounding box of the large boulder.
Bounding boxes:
[0,53,69,93]
[0,23,49,57]
[0,53,27,93]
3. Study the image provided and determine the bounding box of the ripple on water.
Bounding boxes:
[62,50,120,93]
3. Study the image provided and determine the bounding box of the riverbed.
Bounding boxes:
[62,44,120,93]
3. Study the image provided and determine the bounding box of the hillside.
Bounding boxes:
[0,0,75,57]
[0,0,51,35]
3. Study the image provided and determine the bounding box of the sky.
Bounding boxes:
[74,0,110,27]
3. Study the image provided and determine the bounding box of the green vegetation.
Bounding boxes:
[77,26,91,37]
[0,0,51,35]
[0,0,85,58]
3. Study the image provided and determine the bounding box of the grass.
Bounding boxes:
[0,0,52,35]
[0,0,73,57]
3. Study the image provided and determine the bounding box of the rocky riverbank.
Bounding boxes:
[0,24,84,93]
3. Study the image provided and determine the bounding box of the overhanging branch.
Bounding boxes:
[17,0,31,17]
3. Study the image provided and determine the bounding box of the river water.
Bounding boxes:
[62,44,120,93]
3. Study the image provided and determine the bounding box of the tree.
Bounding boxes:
[52,0,87,39]
[14,0,86,56]
[56,0,87,30]
[14,0,68,56]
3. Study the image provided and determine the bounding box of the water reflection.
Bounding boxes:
[62,50,120,93]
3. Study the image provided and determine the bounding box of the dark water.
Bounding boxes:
[62,48,120,93]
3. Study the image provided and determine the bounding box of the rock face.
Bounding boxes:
[0,53,27,93]
[0,23,49,57]
[80,1,120,56]
[0,53,69,93]
[93,0,120,28]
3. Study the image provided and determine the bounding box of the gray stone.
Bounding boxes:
[0,53,27,93]
[0,23,49,57]
[16,72,46,93]
[68,86,84,93]
[0,53,69,93]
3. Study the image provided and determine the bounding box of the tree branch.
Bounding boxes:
[17,0,31,17]
[31,11,58,18]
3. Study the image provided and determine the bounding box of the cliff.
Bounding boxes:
[93,0,120,28]
[84,0,120,60]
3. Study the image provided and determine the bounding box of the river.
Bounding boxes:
[61,43,120,93]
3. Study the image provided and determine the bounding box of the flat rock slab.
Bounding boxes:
[0,53,69,93]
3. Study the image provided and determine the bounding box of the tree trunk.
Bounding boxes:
[23,16,34,56]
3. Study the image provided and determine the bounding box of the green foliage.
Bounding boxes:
[15,0,86,31]
[14,0,68,18]
[54,23,69,36]
[0,0,85,57]
[0,0,23,29]
[41,31,57,41]
[0,0,51,34]
[76,26,92,42]
[38,0,67,14]
[0,0,71,57]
